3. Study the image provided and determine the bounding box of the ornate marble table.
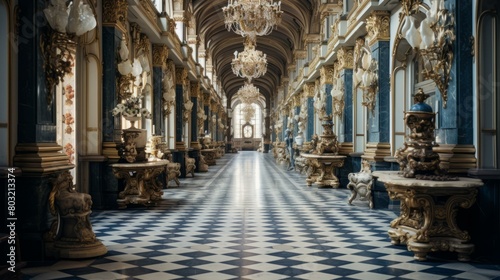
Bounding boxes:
[110,160,169,209]
[373,171,483,261]
[301,153,346,188]
[200,149,217,166]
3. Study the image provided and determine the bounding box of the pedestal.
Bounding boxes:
[110,160,169,209]
[302,153,346,188]
[374,171,483,261]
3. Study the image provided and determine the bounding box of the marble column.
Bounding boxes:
[335,47,356,156]
[341,69,354,145]
[94,0,129,210]
[433,0,476,174]
[152,45,169,136]
[361,11,392,168]
[173,67,187,177]
[13,1,75,260]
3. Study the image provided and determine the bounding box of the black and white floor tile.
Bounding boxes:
[21,152,500,279]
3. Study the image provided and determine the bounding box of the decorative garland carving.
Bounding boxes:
[162,60,175,116]
[40,29,76,106]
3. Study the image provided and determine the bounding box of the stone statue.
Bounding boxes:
[45,171,107,258]
[347,160,374,208]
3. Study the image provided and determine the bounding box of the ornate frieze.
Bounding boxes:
[337,47,354,70]
[103,0,128,32]
[152,44,169,67]
[365,11,391,45]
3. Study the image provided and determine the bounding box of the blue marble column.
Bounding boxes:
[341,69,354,143]
[175,85,184,143]
[307,97,314,141]
[102,27,122,142]
[437,0,473,145]
[153,66,163,135]
[367,41,390,143]
[325,84,333,117]
[17,9,56,142]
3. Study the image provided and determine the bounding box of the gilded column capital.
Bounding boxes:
[337,47,354,70]
[103,0,128,32]
[190,82,200,98]
[152,44,169,67]
[365,10,391,46]
[303,82,315,97]
[175,67,188,85]
[320,65,335,86]
[203,92,211,105]
[293,95,301,107]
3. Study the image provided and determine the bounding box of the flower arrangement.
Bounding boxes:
[112,95,152,119]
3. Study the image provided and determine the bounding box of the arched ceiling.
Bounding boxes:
[192,0,315,107]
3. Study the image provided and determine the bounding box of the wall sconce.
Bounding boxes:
[354,37,378,113]
[400,0,455,108]
[41,0,97,105]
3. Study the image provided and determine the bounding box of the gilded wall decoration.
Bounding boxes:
[337,47,354,70]
[102,0,128,32]
[365,11,391,45]
[162,60,176,116]
[320,65,334,86]
[152,44,169,67]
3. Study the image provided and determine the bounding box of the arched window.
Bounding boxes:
[477,2,500,168]
[233,103,262,139]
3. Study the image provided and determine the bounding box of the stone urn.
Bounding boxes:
[314,115,339,155]
[395,89,442,178]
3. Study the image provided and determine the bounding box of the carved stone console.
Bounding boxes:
[302,154,346,188]
[110,160,169,209]
[374,171,483,261]
[201,149,217,166]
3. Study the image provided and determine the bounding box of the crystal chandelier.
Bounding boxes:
[237,82,261,104]
[232,40,268,81]
[242,104,256,122]
[222,0,283,41]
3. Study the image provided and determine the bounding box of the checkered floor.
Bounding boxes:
[21,152,500,279]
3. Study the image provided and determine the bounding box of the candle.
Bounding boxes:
[153,125,155,132]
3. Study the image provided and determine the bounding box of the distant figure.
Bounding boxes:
[285,129,295,170]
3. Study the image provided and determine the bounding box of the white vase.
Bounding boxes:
[124,116,141,129]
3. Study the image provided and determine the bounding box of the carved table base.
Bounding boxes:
[302,154,346,188]
[374,171,483,261]
[201,149,217,166]
[110,160,169,209]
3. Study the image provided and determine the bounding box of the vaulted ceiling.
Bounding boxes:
[191,0,319,107]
